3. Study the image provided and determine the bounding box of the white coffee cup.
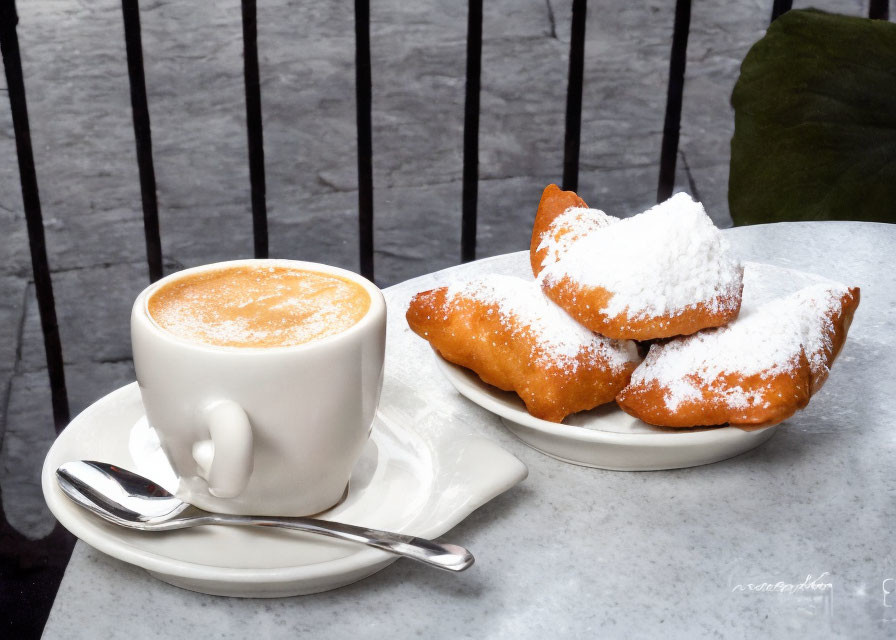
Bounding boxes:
[131,259,386,516]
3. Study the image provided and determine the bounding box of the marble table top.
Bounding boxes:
[43,222,895,639]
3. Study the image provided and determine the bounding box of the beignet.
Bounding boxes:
[616,283,860,428]
[406,274,641,422]
[537,192,744,340]
[530,184,616,276]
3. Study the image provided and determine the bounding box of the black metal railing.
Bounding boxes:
[770,0,793,23]
[0,1,69,432]
[0,4,76,634]
[869,0,889,21]
[657,0,692,203]
[355,0,374,279]
[460,0,483,263]
[241,0,269,261]
[561,0,587,194]
[122,0,163,283]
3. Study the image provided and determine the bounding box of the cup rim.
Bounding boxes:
[135,258,385,355]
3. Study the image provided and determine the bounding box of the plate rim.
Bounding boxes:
[432,352,778,448]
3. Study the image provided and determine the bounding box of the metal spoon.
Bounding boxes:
[56,460,474,572]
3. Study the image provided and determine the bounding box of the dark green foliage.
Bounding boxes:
[729,9,896,225]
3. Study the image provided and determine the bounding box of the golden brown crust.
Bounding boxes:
[529,184,589,277]
[616,286,860,429]
[808,287,860,394]
[406,286,639,423]
[531,184,743,341]
[616,355,812,429]
[542,275,744,341]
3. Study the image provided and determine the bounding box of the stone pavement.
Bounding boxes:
[0,0,871,538]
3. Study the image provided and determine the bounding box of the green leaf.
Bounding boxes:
[729,10,896,225]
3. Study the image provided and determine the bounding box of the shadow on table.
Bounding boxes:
[0,506,75,639]
[334,482,534,599]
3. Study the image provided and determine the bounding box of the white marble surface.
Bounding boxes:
[43,222,895,639]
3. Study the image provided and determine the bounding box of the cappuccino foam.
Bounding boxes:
[148,265,370,348]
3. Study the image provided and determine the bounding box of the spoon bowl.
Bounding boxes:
[56,460,474,572]
[57,461,191,526]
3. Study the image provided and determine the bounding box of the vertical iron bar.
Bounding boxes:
[869,0,889,20]
[241,0,268,259]
[0,1,70,431]
[770,0,793,22]
[656,0,691,203]
[562,0,587,193]
[355,0,374,279]
[121,0,163,282]
[460,0,482,263]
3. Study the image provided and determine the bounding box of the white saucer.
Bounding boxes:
[430,262,843,471]
[42,383,527,597]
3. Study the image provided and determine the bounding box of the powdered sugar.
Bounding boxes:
[631,301,803,411]
[536,207,618,270]
[788,283,852,380]
[444,274,639,372]
[630,276,852,411]
[538,193,742,319]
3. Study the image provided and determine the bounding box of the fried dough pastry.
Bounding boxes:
[791,284,860,394]
[537,192,744,341]
[529,184,617,276]
[616,283,860,429]
[406,274,641,423]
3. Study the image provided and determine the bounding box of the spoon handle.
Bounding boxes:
[189,513,474,572]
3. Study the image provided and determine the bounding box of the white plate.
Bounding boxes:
[434,355,779,470]
[429,262,840,471]
[42,383,527,597]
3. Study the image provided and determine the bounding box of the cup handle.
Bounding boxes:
[194,400,254,498]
